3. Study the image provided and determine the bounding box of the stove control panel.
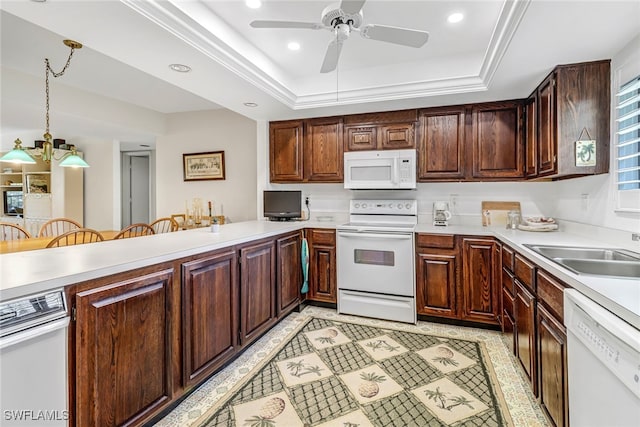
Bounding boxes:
[350,200,417,216]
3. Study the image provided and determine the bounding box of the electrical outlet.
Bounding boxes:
[581,193,589,211]
[305,196,310,206]
[449,194,458,213]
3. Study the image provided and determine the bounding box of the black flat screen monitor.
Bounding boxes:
[263,190,301,221]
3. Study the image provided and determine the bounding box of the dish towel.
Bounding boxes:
[301,237,309,294]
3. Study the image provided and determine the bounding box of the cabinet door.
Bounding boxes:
[75,269,175,427]
[537,304,568,427]
[502,284,516,354]
[380,122,416,149]
[345,125,378,151]
[270,120,304,182]
[461,237,499,324]
[538,75,557,176]
[307,229,336,304]
[525,95,538,178]
[471,102,524,179]
[305,117,344,182]
[239,239,277,346]
[276,232,302,316]
[416,251,458,318]
[182,250,238,387]
[418,107,466,180]
[515,278,537,395]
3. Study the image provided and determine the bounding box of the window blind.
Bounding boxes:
[616,75,640,190]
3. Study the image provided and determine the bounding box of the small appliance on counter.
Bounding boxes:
[433,201,451,226]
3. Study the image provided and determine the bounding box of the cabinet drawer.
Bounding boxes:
[416,233,455,249]
[537,270,566,322]
[514,254,536,291]
[502,246,514,272]
[307,229,335,245]
[502,267,515,295]
[502,286,514,318]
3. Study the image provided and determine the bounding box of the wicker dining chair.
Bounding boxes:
[38,217,82,238]
[149,217,179,234]
[46,228,104,248]
[0,222,32,241]
[113,223,155,239]
[170,214,186,229]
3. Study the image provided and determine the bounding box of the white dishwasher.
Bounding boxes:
[0,289,69,426]
[564,289,640,426]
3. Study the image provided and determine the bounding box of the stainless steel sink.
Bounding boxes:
[524,244,640,279]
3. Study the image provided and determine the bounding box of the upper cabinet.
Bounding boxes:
[417,106,467,180]
[269,120,304,182]
[530,60,611,179]
[344,110,417,151]
[269,118,342,183]
[471,101,524,180]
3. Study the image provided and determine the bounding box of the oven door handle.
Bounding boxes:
[338,231,412,240]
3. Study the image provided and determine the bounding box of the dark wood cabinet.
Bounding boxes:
[417,106,467,180]
[304,117,343,182]
[306,228,337,304]
[269,120,304,182]
[515,278,537,395]
[471,101,524,179]
[239,239,277,346]
[535,60,610,179]
[276,231,302,316]
[525,95,538,178]
[75,269,175,427]
[181,249,238,387]
[416,234,459,318]
[537,303,568,427]
[460,237,499,325]
[344,109,417,151]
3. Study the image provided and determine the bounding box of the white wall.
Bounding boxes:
[79,138,120,230]
[548,34,640,233]
[155,110,257,223]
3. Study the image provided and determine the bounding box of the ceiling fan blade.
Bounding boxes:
[320,39,344,73]
[360,24,429,48]
[340,0,366,15]
[250,20,323,30]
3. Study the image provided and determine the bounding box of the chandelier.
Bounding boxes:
[0,39,89,168]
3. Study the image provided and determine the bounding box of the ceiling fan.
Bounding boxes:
[250,0,429,73]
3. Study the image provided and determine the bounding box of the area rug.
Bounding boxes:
[196,317,513,426]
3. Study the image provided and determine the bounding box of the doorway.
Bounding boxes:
[121,151,151,228]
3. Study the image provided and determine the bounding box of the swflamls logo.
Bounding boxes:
[3,409,69,421]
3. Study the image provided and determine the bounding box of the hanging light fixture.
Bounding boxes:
[0,39,89,168]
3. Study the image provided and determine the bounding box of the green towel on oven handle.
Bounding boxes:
[301,237,309,294]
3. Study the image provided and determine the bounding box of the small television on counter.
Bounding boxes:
[3,190,23,216]
[263,190,302,221]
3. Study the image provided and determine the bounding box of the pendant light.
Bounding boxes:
[0,39,89,168]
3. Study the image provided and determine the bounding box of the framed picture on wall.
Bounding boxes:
[183,151,226,181]
[26,174,49,193]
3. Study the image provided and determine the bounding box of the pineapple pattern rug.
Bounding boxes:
[197,317,513,426]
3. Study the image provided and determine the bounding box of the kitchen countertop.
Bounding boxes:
[1,219,638,331]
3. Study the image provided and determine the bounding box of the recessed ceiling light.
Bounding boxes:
[169,63,191,73]
[245,0,262,9]
[447,13,464,23]
[244,102,258,107]
[287,42,301,51]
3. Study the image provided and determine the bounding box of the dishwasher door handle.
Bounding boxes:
[0,317,69,350]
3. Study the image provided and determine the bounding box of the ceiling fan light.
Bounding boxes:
[245,0,262,9]
[447,13,464,24]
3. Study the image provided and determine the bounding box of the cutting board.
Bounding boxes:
[481,201,521,226]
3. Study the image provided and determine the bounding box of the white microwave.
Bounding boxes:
[344,149,416,190]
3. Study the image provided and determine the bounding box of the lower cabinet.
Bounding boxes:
[460,237,500,325]
[537,303,569,427]
[74,269,176,427]
[181,249,239,388]
[276,231,302,316]
[239,238,277,346]
[515,278,537,394]
[416,234,459,319]
[306,228,337,304]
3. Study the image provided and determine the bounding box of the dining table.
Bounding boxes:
[0,230,120,254]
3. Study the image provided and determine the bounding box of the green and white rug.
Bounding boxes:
[196,317,513,426]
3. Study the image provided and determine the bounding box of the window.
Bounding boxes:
[616,75,640,191]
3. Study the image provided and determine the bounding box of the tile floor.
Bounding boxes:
[154,307,550,426]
